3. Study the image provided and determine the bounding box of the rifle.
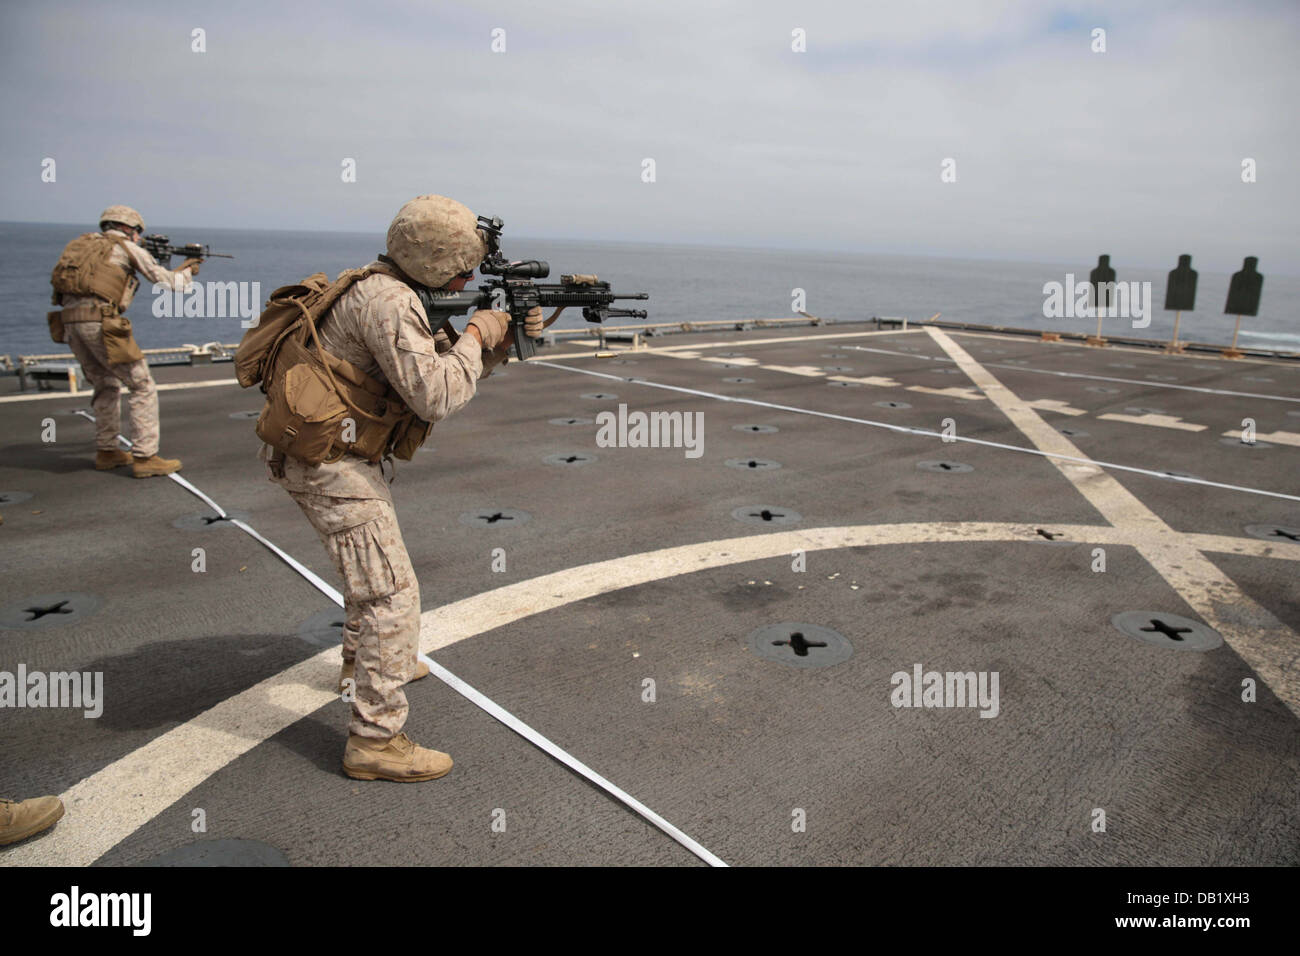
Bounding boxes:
[410,216,648,360]
[142,234,235,265]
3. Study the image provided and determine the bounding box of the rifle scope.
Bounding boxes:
[481,258,549,279]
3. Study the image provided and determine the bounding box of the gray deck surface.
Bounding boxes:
[1,325,1297,866]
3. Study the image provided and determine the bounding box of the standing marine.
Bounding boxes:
[248,195,541,782]
[48,205,199,477]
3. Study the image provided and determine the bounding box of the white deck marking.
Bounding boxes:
[834,343,1300,404]
[7,516,1296,869]
[925,326,1300,720]
[17,416,728,868]
[9,334,1297,865]
[905,385,986,401]
[1096,413,1208,432]
[0,377,238,403]
[1223,429,1300,447]
[827,374,902,388]
[529,361,1300,503]
[1024,399,1088,417]
[418,655,726,867]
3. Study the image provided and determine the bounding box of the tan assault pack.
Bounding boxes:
[235,268,432,466]
[50,233,132,306]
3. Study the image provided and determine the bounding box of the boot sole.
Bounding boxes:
[133,470,181,478]
[342,764,452,783]
[0,802,65,846]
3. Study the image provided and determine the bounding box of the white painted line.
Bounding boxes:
[8,516,1295,868]
[419,655,727,867]
[1,377,238,403]
[837,344,1300,404]
[1181,533,1300,561]
[925,326,1300,721]
[1096,413,1207,432]
[528,361,1300,503]
[645,327,923,353]
[41,413,728,868]
[1223,429,1300,447]
[228,518,343,606]
[944,328,1300,369]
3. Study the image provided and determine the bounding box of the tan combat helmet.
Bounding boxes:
[386,195,487,288]
[98,205,145,232]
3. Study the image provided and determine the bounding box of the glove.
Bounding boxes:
[180,258,201,277]
[467,309,510,350]
[524,305,544,338]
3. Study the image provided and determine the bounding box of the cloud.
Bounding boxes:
[1,0,1296,272]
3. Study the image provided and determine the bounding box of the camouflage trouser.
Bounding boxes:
[64,321,159,457]
[288,491,421,739]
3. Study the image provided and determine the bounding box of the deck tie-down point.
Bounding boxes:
[544,452,596,466]
[1111,611,1223,652]
[724,458,781,471]
[0,592,103,630]
[24,600,73,621]
[460,508,532,528]
[773,631,827,657]
[1243,524,1300,544]
[917,460,973,473]
[748,623,853,668]
[732,505,802,525]
[172,510,250,532]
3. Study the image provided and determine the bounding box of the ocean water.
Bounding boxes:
[2,221,1295,359]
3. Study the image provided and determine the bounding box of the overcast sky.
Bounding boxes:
[1,0,1296,272]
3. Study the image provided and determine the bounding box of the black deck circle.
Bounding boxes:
[731,505,801,526]
[544,452,597,466]
[747,623,853,669]
[1111,611,1223,652]
[1242,524,1300,545]
[724,458,782,471]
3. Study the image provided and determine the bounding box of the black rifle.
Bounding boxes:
[142,234,234,265]
[410,216,648,360]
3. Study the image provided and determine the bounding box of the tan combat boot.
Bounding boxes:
[0,796,65,846]
[132,454,182,478]
[95,449,133,470]
[342,733,452,782]
[338,658,430,695]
